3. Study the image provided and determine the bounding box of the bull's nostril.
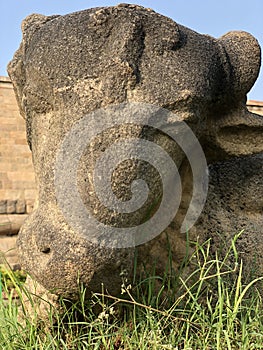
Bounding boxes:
[41,247,51,254]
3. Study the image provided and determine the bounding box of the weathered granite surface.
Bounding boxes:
[7,4,262,305]
[197,154,263,279]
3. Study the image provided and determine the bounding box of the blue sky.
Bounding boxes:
[1,0,262,100]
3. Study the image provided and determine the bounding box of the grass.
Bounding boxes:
[1,232,263,349]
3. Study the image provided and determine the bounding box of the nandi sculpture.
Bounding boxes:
[8,5,262,312]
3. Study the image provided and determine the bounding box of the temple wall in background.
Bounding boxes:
[247,100,263,116]
[0,77,36,213]
[0,76,35,248]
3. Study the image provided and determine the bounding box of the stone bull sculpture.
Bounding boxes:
[8,4,262,306]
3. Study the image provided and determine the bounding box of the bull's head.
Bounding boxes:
[8,4,262,298]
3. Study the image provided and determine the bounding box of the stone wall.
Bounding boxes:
[0,76,36,235]
[247,100,263,116]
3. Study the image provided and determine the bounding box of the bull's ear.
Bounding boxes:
[218,31,261,98]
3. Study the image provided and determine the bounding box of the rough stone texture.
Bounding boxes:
[196,154,263,279]
[7,4,262,304]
